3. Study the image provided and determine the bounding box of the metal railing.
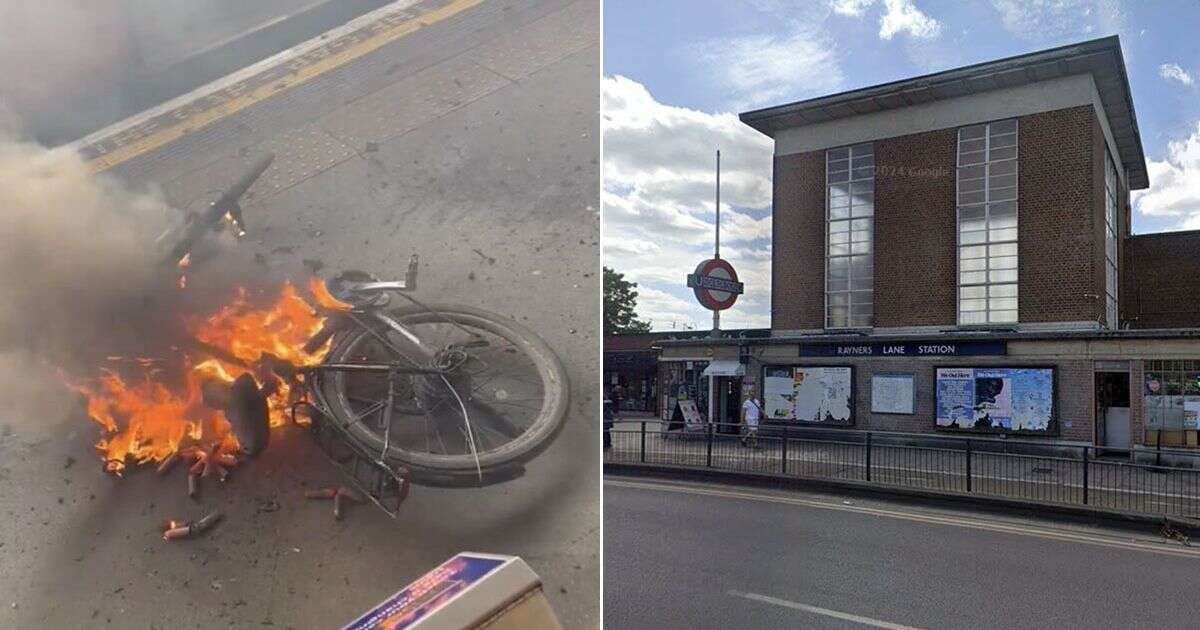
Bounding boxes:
[604,422,1200,520]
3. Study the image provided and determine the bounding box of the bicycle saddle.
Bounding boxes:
[326,270,391,307]
[324,256,418,307]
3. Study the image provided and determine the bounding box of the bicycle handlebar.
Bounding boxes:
[163,152,275,265]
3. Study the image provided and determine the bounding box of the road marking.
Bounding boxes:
[606,478,1200,559]
[79,0,483,173]
[729,591,925,630]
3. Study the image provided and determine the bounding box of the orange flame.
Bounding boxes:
[307,276,353,311]
[68,280,335,474]
[188,283,328,367]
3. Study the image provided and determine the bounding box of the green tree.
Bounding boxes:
[604,267,652,335]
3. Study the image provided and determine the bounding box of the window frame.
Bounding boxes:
[1104,149,1119,329]
[956,119,1019,326]
[825,142,875,330]
[1143,360,1200,447]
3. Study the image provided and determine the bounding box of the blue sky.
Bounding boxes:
[602,0,1200,332]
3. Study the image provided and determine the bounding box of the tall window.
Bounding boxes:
[826,143,874,328]
[957,119,1018,325]
[1104,150,1119,328]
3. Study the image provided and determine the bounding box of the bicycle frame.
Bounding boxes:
[292,298,473,518]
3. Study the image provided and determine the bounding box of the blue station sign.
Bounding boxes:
[798,340,1007,358]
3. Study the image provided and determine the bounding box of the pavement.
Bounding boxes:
[0,0,599,627]
[604,475,1200,630]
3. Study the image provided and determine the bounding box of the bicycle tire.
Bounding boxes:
[313,304,569,478]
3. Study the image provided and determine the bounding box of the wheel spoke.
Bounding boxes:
[325,307,564,469]
[349,400,386,424]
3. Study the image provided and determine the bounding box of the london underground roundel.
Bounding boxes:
[686,258,744,311]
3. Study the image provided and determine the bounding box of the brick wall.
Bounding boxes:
[1123,230,1200,328]
[1130,359,1145,445]
[1017,105,1100,324]
[770,104,1106,331]
[772,151,825,329]
[604,333,682,353]
[874,129,958,327]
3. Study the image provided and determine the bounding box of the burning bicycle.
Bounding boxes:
[293,262,570,513]
[78,153,569,517]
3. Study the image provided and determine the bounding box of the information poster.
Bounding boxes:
[1185,398,1200,430]
[935,367,1053,433]
[1145,394,1164,429]
[677,400,705,431]
[871,374,915,415]
[762,366,853,425]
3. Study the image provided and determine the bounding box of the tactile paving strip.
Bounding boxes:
[159,122,353,209]
[469,0,597,81]
[317,55,510,149]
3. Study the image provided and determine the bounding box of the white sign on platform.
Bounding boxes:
[871,373,915,415]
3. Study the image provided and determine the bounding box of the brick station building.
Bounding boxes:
[657,36,1200,457]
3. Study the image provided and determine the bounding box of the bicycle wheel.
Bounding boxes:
[314,304,569,479]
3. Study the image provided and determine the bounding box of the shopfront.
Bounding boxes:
[657,331,1200,455]
[603,350,658,413]
[1142,360,1200,447]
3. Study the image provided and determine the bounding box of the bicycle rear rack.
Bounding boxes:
[290,397,411,518]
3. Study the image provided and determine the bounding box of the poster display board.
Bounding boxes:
[677,399,705,430]
[871,373,915,415]
[762,366,853,425]
[935,367,1054,433]
[1185,399,1200,430]
[1144,394,1189,429]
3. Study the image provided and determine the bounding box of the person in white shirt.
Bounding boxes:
[741,395,762,449]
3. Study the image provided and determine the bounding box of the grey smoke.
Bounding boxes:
[0,133,214,430]
[0,136,175,356]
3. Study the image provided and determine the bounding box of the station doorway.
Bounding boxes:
[702,360,744,434]
[1095,370,1131,450]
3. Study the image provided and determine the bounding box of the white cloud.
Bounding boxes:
[1159,63,1194,86]
[879,0,942,40]
[689,20,844,111]
[1132,121,1200,230]
[829,0,876,17]
[602,76,774,331]
[990,0,1123,41]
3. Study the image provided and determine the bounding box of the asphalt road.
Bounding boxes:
[604,476,1200,630]
[0,1,599,628]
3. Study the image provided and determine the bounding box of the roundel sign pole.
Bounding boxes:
[688,149,746,427]
[686,149,744,336]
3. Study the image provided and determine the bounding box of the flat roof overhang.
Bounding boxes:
[659,328,1200,348]
[739,35,1148,189]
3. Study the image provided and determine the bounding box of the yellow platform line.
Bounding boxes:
[87,0,484,173]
